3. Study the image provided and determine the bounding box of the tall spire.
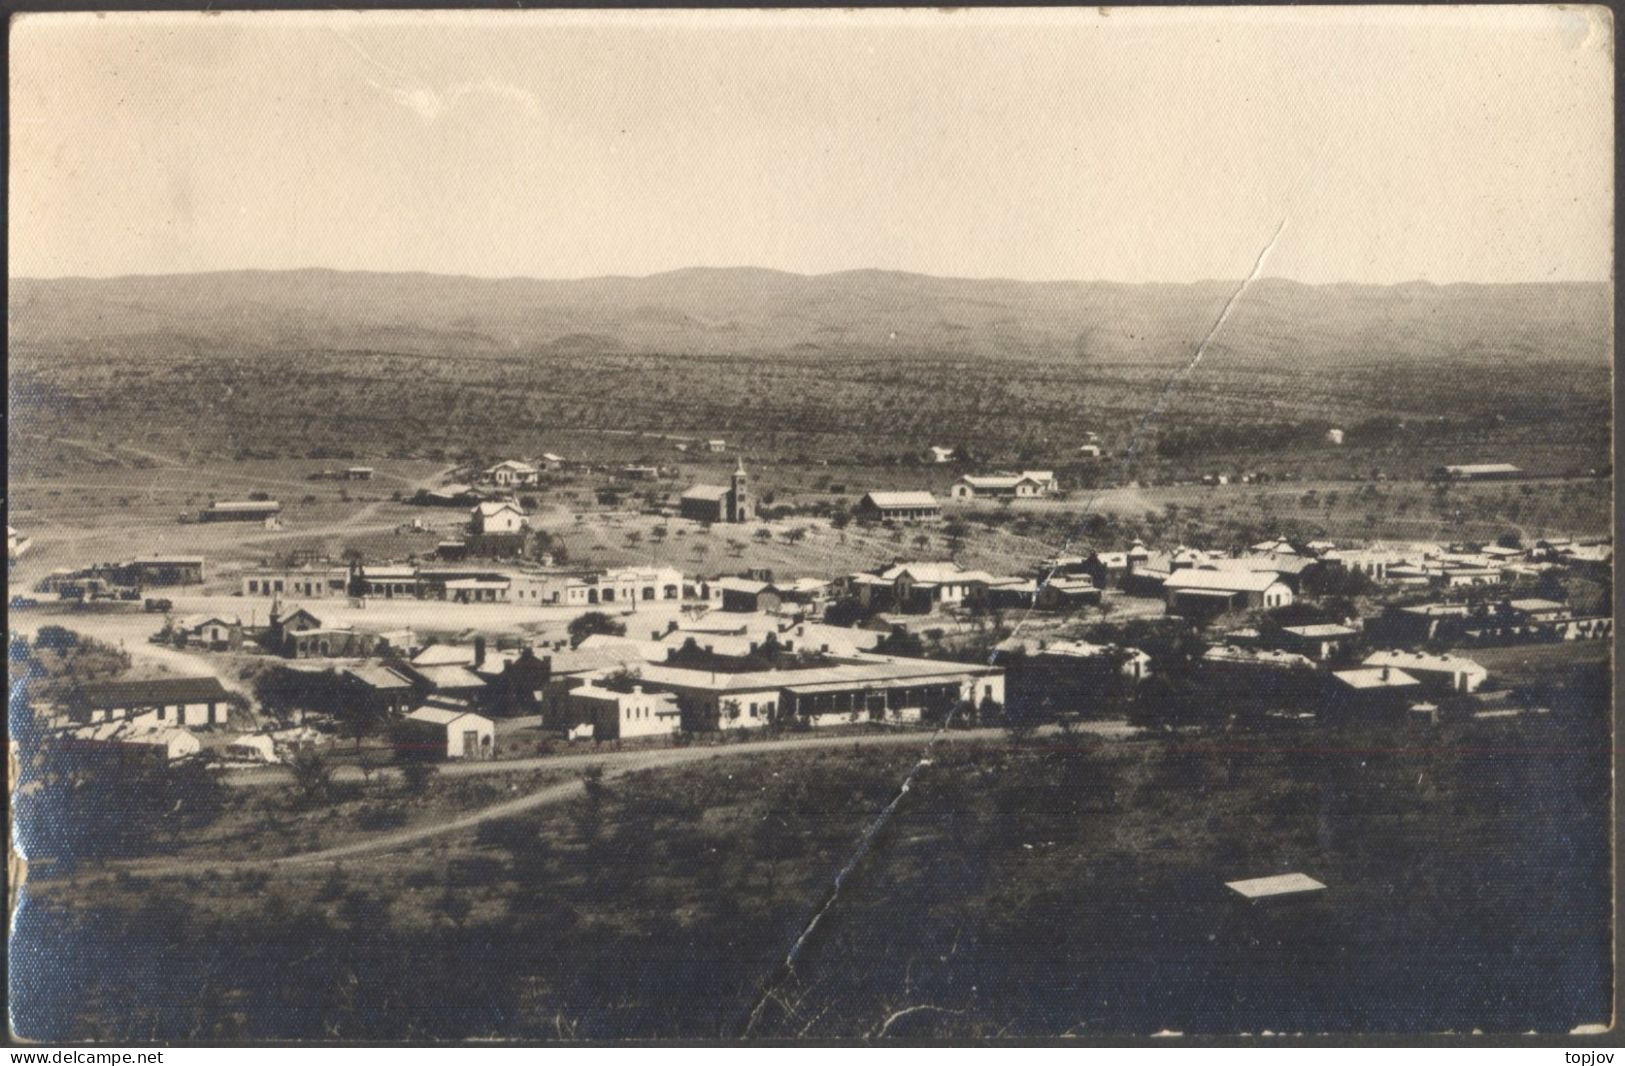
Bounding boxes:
[735,456,747,476]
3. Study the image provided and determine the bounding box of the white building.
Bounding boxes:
[399,704,495,760]
[567,682,682,740]
[949,471,1056,499]
[486,460,539,487]
[1363,650,1488,694]
[471,500,529,535]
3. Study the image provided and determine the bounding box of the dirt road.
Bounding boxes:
[115,721,1135,875]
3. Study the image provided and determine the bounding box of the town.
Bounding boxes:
[7,5,1612,1047]
[13,446,1611,768]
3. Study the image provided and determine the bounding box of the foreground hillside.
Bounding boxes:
[15,706,1611,1041]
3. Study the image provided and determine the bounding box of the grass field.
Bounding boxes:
[16,706,1610,1041]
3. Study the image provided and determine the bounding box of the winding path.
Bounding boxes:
[115,722,1134,876]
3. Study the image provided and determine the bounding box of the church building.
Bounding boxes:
[680,460,752,523]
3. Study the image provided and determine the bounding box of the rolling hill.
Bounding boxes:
[9,267,1611,366]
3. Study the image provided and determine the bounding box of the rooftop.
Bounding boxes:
[862,491,940,509]
[77,676,230,708]
[1333,667,1421,690]
[1165,568,1286,593]
[1226,873,1328,899]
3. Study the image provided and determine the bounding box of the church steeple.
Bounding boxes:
[729,458,749,522]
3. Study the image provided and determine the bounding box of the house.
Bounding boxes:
[64,722,203,764]
[344,466,374,481]
[1034,577,1103,612]
[479,646,554,717]
[620,464,661,481]
[279,626,383,660]
[950,470,1057,499]
[1329,666,1422,713]
[71,676,232,729]
[846,562,995,613]
[704,439,727,453]
[1164,568,1293,616]
[339,662,418,717]
[174,614,243,652]
[400,663,490,701]
[1076,444,1103,458]
[924,446,956,464]
[634,654,1005,732]
[486,460,539,487]
[1362,650,1487,694]
[241,565,348,598]
[538,453,565,470]
[854,491,942,522]
[199,500,282,523]
[548,566,688,606]
[679,460,751,523]
[1033,640,1153,680]
[471,500,528,535]
[395,702,495,760]
[566,682,682,740]
[716,576,781,613]
[351,564,421,599]
[116,557,206,586]
[443,577,512,604]
[1325,428,1345,445]
[1274,623,1358,661]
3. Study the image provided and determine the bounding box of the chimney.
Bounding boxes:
[632,685,643,695]
[1381,666,1390,681]
[474,635,486,669]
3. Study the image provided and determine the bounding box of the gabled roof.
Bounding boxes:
[682,484,731,501]
[881,562,983,584]
[176,614,239,631]
[473,500,527,517]
[77,676,230,708]
[412,643,477,666]
[861,491,940,509]
[716,577,774,594]
[958,474,1038,490]
[412,664,488,690]
[1164,568,1286,593]
[407,705,490,727]
[342,663,416,691]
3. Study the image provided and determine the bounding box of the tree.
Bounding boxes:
[822,597,870,628]
[399,761,438,796]
[874,628,926,658]
[1128,673,1206,734]
[753,528,773,543]
[288,747,334,806]
[568,611,626,647]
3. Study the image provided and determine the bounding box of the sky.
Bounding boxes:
[8,7,1614,284]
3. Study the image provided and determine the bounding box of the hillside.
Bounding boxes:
[9,268,1611,365]
[8,270,1611,469]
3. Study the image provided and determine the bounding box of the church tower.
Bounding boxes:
[729,458,750,522]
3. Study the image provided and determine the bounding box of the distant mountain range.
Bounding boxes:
[8,267,1611,365]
